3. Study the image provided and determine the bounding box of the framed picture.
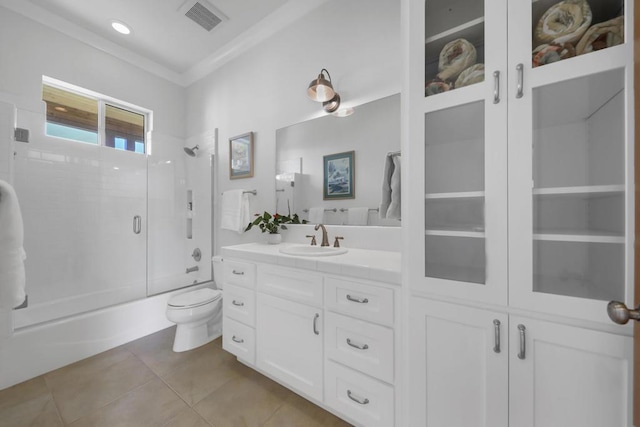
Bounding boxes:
[229,132,254,179]
[323,150,355,200]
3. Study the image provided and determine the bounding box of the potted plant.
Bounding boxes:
[245,211,306,244]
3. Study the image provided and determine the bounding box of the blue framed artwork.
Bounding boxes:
[323,150,355,200]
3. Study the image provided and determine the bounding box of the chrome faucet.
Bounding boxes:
[314,224,330,247]
[186,266,199,274]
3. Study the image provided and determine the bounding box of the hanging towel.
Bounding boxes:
[0,180,27,339]
[386,155,402,220]
[308,207,325,224]
[221,190,250,234]
[347,207,369,226]
[379,154,395,219]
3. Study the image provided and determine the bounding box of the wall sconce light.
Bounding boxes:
[323,93,340,113]
[307,68,336,102]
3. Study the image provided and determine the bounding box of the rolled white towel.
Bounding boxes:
[308,207,325,224]
[347,207,369,226]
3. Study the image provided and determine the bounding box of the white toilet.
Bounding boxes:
[166,256,224,352]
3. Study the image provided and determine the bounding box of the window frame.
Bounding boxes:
[42,76,153,155]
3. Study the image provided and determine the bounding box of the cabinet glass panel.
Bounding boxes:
[425,197,484,232]
[531,0,624,68]
[425,0,485,96]
[425,101,484,193]
[532,68,625,300]
[425,235,485,284]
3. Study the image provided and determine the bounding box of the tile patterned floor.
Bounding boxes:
[0,327,353,426]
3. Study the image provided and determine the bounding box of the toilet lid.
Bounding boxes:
[168,288,222,308]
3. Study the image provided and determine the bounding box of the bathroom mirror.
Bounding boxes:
[276,93,400,227]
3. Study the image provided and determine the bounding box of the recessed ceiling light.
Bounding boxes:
[111,20,132,35]
[54,106,67,112]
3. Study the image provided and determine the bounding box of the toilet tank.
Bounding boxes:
[212,256,224,289]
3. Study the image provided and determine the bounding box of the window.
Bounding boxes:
[42,78,150,154]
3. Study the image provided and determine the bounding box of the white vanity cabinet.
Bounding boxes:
[219,246,401,427]
[405,0,634,424]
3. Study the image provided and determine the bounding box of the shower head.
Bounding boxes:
[184,145,199,157]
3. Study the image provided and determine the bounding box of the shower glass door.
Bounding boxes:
[12,107,147,326]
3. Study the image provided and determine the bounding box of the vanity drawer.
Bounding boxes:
[325,360,395,427]
[258,265,323,307]
[223,284,255,327]
[325,277,394,326]
[222,317,255,365]
[325,312,394,383]
[223,259,256,289]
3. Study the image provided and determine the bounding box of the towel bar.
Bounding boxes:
[339,208,379,213]
[220,190,257,195]
[303,208,337,213]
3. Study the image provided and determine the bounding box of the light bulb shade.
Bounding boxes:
[307,70,335,102]
[322,93,341,113]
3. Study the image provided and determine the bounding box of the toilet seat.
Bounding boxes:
[168,288,222,309]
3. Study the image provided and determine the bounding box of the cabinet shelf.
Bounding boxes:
[425,17,484,45]
[533,185,624,196]
[425,191,485,199]
[533,233,624,244]
[425,229,485,238]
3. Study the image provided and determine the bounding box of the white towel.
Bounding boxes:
[308,207,325,224]
[386,155,402,220]
[0,180,27,338]
[221,190,250,234]
[347,207,369,226]
[379,154,394,219]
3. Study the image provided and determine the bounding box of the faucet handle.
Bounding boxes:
[306,235,317,246]
[333,236,344,248]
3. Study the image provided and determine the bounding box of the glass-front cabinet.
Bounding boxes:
[409,0,632,322]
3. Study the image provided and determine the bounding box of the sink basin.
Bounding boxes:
[279,245,348,257]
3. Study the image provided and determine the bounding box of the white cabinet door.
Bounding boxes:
[409,298,508,427]
[256,292,323,401]
[509,316,633,427]
[407,0,509,306]
[507,0,632,323]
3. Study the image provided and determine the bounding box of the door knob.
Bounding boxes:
[607,301,640,324]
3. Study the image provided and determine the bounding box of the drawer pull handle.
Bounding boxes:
[232,270,245,275]
[346,294,369,304]
[232,335,244,344]
[347,390,370,405]
[313,313,320,335]
[493,319,501,353]
[346,338,369,350]
[232,300,244,307]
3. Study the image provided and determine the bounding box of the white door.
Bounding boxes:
[256,292,323,401]
[409,298,508,427]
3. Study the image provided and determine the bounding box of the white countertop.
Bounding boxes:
[220,243,401,285]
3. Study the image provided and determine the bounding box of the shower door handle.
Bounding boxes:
[133,215,142,234]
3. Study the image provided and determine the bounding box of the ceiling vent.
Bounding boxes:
[183,1,226,32]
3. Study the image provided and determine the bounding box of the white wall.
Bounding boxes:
[186,0,402,252]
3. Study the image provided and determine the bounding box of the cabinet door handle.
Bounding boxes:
[232,335,244,344]
[493,319,501,353]
[313,313,320,335]
[346,338,369,350]
[516,63,524,99]
[517,324,526,360]
[346,294,369,304]
[347,390,370,405]
[493,70,500,104]
[232,300,244,307]
[232,270,245,275]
